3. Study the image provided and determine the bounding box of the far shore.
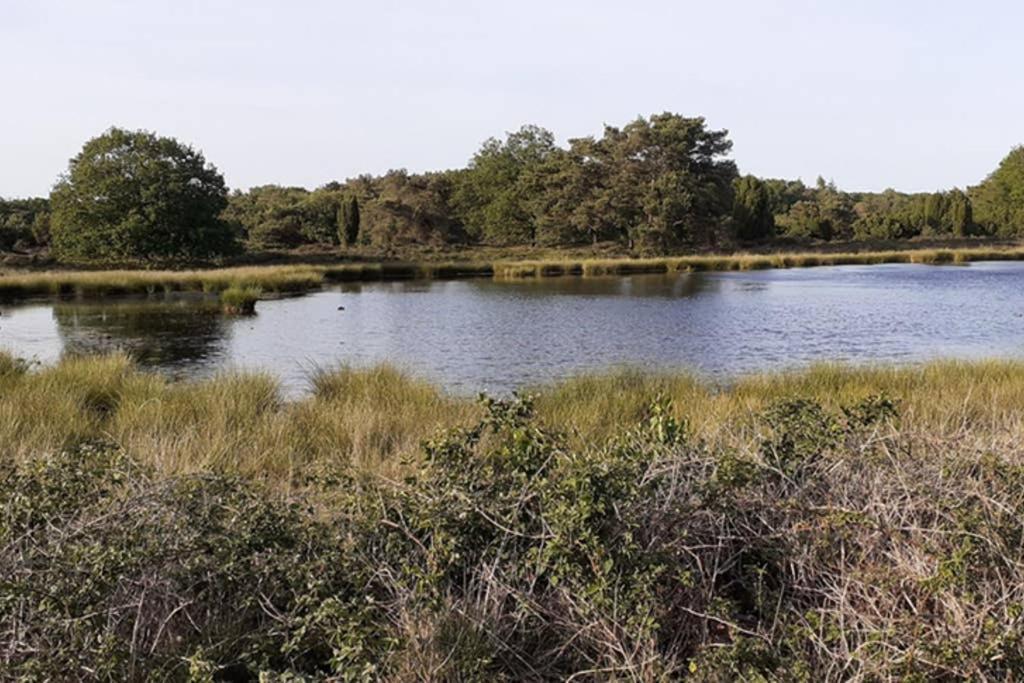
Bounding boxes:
[1,239,1023,302]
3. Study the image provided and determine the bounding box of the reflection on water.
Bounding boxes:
[3,263,1024,394]
[52,297,232,373]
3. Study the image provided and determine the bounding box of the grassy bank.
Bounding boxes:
[3,243,1024,302]
[4,353,1024,481]
[6,355,1024,679]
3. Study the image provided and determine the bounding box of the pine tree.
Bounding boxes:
[338,196,360,246]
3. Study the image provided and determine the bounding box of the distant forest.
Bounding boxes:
[2,112,1023,261]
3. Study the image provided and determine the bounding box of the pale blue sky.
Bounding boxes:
[2,0,1021,197]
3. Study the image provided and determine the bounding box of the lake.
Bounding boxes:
[2,261,1023,395]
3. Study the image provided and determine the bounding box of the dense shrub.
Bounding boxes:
[4,391,1024,680]
[0,197,49,251]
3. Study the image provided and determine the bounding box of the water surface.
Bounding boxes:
[2,262,1023,394]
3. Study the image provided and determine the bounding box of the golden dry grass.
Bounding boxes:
[5,354,1024,492]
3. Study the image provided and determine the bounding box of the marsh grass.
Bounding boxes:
[530,359,1024,454]
[5,354,1024,490]
[0,354,476,485]
[219,284,262,314]
[4,245,1024,303]
[0,264,325,300]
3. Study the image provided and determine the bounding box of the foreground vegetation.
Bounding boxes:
[6,355,1024,679]
[3,242,1024,302]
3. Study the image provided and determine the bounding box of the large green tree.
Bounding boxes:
[50,128,235,262]
[972,146,1024,235]
[451,125,556,244]
[514,114,739,251]
[602,114,737,249]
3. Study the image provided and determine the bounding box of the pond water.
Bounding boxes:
[2,262,1024,395]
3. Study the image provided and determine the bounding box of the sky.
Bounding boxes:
[2,0,1021,198]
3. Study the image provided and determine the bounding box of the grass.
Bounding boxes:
[218,284,262,314]
[5,353,1024,487]
[0,353,476,484]
[0,264,325,300]
[3,244,1024,302]
[10,355,1024,678]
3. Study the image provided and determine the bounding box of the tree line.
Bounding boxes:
[2,114,1023,262]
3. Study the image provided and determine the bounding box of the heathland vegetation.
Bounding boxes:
[5,354,1024,679]
[2,114,1024,267]
[4,114,1024,681]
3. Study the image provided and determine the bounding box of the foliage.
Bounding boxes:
[355,170,461,248]
[20,119,1021,261]
[7,371,1024,680]
[733,175,775,241]
[222,185,338,248]
[581,114,737,250]
[0,196,50,251]
[0,442,384,680]
[219,285,261,314]
[972,146,1024,235]
[451,124,557,244]
[49,128,236,262]
[339,195,360,246]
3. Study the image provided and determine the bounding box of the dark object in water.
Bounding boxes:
[337,305,345,311]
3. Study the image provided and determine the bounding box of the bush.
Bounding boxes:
[5,391,1024,680]
[0,441,384,680]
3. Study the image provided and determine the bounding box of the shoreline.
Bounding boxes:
[2,243,1024,301]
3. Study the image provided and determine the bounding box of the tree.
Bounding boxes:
[299,190,343,244]
[780,200,829,240]
[50,128,234,262]
[947,188,973,237]
[0,197,50,251]
[339,195,360,246]
[922,192,948,233]
[597,114,737,250]
[971,146,1024,236]
[224,185,314,248]
[451,125,556,244]
[520,145,615,246]
[732,175,774,241]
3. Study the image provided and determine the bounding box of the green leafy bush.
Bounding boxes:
[5,390,1024,680]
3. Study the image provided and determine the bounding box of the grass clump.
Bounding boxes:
[218,284,261,314]
[0,265,324,301]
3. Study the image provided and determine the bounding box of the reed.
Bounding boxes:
[5,353,1024,488]
[219,285,261,314]
[0,264,324,300]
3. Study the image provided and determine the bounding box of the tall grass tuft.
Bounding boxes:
[4,353,1024,483]
[219,285,262,314]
